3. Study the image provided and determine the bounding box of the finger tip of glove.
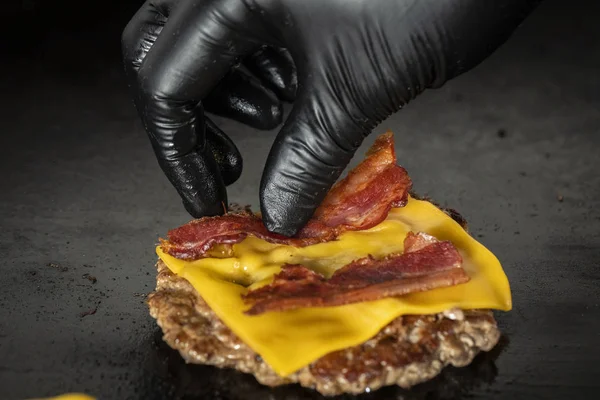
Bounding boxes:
[267,77,297,103]
[262,211,301,237]
[280,81,298,102]
[221,162,243,186]
[260,189,312,237]
[256,102,283,130]
[236,100,283,131]
[183,198,225,219]
[183,201,205,219]
[279,91,296,103]
[219,149,243,186]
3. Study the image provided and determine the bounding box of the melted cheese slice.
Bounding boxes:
[156,197,511,376]
[31,394,95,400]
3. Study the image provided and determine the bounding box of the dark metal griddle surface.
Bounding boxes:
[1,1,599,399]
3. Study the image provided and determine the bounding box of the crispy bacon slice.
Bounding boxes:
[297,132,412,238]
[159,213,324,260]
[161,132,412,260]
[242,233,469,315]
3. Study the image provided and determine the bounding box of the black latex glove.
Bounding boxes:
[122,0,541,236]
[122,0,297,217]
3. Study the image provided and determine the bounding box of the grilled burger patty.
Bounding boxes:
[148,260,500,396]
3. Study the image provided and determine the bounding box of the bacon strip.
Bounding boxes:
[297,132,412,238]
[161,132,412,260]
[242,233,469,315]
[159,213,323,260]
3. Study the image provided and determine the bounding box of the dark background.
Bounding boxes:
[1,1,599,399]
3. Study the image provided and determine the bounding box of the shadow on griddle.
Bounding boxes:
[140,328,508,400]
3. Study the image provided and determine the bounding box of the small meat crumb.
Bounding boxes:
[79,308,97,318]
[557,195,564,202]
[82,273,97,284]
[229,203,253,213]
[47,263,68,272]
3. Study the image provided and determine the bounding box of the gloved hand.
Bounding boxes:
[122,1,297,218]
[122,0,540,236]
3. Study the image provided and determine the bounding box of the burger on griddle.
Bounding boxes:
[148,132,511,396]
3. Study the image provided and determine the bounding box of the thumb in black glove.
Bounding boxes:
[122,0,541,235]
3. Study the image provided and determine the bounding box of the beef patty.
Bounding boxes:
[148,260,500,396]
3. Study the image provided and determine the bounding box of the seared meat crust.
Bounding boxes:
[148,260,499,396]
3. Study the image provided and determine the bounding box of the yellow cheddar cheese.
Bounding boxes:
[156,196,511,376]
[30,394,95,400]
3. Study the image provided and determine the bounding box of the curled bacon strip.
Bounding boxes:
[297,132,412,238]
[242,233,469,315]
[161,132,412,260]
[159,213,309,260]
